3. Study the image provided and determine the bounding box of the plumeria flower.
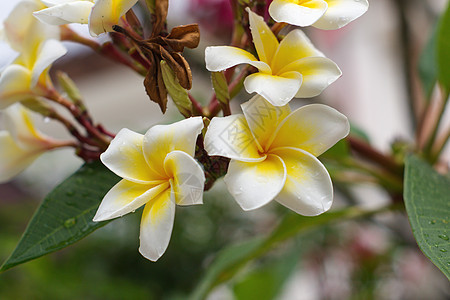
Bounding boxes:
[0,103,71,183]
[0,0,67,109]
[93,117,206,261]
[269,0,369,30]
[33,0,139,36]
[205,8,341,106]
[204,95,349,215]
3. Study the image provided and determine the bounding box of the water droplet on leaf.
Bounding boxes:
[438,234,449,241]
[64,218,76,228]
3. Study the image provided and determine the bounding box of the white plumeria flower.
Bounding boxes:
[0,0,67,109]
[34,0,139,36]
[0,103,70,183]
[269,0,369,30]
[204,95,349,215]
[205,8,341,106]
[93,117,206,261]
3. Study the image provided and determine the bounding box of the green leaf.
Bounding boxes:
[160,60,193,117]
[419,24,438,99]
[321,139,349,160]
[190,206,393,299]
[404,155,450,280]
[233,248,299,300]
[437,3,450,92]
[0,161,120,273]
[350,123,370,143]
[211,72,230,105]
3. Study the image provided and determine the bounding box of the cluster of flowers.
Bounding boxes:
[0,0,368,261]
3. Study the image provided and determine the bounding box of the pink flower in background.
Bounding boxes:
[189,0,233,37]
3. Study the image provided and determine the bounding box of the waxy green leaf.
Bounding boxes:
[160,60,193,117]
[211,71,230,105]
[404,155,450,280]
[0,161,120,272]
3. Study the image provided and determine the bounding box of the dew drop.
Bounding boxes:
[44,117,50,123]
[429,220,436,225]
[438,234,449,241]
[64,218,76,228]
[440,249,447,253]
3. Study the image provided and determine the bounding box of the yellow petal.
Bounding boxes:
[246,7,279,65]
[269,104,350,156]
[31,39,67,87]
[3,103,51,149]
[244,71,302,106]
[241,95,291,151]
[273,147,333,216]
[4,1,60,66]
[0,65,33,109]
[143,117,204,176]
[271,29,324,75]
[100,128,165,183]
[139,187,176,261]
[278,57,341,98]
[0,131,42,183]
[204,114,265,162]
[224,154,286,211]
[164,151,205,206]
[269,0,328,27]
[89,0,139,36]
[93,180,169,221]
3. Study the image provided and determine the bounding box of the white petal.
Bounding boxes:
[4,1,59,54]
[204,114,265,162]
[224,154,286,211]
[3,103,50,149]
[93,180,169,221]
[164,151,205,206]
[241,95,291,150]
[0,131,42,183]
[244,71,302,106]
[270,104,350,156]
[139,187,176,261]
[277,57,341,98]
[271,29,324,75]
[274,147,333,216]
[269,0,328,27]
[100,128,164,183]
[33,1,93,25]
[0,65,32,109]
[42,0,85,6]
[205,46,271,73]
[143,117,203,176]
[313,0,369,30]
[31,39,67,87]
[246,7,279,65]
[89,0,139,36]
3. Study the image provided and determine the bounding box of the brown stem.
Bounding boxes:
[61,26,146,75]
[188,93,204,116]
[347,136,403,176]
[45,89,111,150]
